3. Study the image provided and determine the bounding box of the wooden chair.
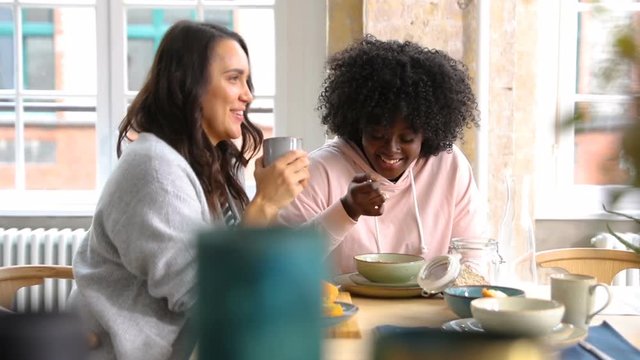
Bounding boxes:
[0,265,74,310]
[536,248,640,284]
[0,265,100,349]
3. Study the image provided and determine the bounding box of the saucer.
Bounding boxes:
[441,318,587,349]
[333,273,423,298]
[349,272,420,288]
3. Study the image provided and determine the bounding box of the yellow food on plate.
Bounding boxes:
[324,302,344,317]
[482,287,508,298]
[323,281,344,317]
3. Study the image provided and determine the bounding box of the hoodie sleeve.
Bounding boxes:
[451,148,487,238]
[277,154,357,253]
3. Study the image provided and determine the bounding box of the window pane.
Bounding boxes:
[127,9,153,24]
[0,98,15,189]
[0,6,14,89]
[126,8,197,91]
[24,36,54,90]
[574,101,633,185]
[23,8,53,23]
[23,98,96,190]
[576,10,640,95]
[22,7,97,92]
[127,38,154,91]
[164,9,197,24]
[203,8,233,27]
[250,97,274,134]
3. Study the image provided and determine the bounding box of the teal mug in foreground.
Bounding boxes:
[197,226,325,360]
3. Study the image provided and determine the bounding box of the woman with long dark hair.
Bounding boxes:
[70,21,309,359]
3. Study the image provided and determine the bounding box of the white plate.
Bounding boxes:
[441,318,587,349]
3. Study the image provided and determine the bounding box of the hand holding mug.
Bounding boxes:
[246,137,309,226]
[254,150,309,209]
[259,136,309,198]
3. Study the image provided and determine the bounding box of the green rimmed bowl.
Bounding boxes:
[354,253,425,284]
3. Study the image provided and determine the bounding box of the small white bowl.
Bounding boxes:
[471,297,565,337]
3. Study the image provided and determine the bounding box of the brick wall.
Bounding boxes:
[328,0,540,239]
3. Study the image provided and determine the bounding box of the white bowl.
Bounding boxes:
[470,297,565,337]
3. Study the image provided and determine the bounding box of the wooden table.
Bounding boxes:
[324,287,640,360]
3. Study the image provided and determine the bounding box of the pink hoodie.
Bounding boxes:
[277,138,486,275]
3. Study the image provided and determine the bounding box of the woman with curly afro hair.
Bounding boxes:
[278,35,487,275]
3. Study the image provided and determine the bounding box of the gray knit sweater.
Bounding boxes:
[70,133,212,359]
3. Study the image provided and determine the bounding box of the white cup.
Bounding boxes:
[262,136,303,166]
[550,273,612,329]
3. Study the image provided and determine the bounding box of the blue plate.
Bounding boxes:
[444,285,525,318]
[324,301,358,328]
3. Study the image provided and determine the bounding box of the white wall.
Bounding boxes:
[274,0,327,152]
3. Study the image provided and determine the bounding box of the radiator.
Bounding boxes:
[0,227,86,312]
[591,232,640,286]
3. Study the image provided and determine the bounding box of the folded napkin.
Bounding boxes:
[561,321,640,360]
[373,325,544,359]
[374,325,437,335]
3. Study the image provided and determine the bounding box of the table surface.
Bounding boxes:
[324,286,640,360]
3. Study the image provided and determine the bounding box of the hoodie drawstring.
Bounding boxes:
[374,216,382,253]
[410,168,427,251]
[373,168,426,253]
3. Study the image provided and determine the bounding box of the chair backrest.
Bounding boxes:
[536,248,640,284]
[0,265,74,310]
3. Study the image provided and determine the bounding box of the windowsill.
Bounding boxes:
[536,210,640,221]
[0,190,98,217]
[0,186,258,218]
[536,185,640,220]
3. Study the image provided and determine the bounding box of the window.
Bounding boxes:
[0,3,98,195]
[0,0,326,215]
[537,0,640,218]
[0,139,56,163]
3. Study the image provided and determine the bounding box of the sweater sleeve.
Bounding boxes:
[278,159,357,252]
[101,154,209,313]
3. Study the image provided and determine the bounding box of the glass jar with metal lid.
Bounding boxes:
[417,237,503,296]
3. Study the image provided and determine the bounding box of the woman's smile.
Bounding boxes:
[376,154,404,169]
[361,118,423,181]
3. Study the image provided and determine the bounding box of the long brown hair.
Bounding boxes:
[117,20,262,216]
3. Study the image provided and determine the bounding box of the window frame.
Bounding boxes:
[0,0,327,216]
[536,0,640,220]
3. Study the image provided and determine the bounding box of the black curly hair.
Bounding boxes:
[318,35,479,157]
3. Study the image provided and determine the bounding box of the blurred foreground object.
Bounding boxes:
[0,313,89,360]
[373,326,546,360]
[197,226,325,360]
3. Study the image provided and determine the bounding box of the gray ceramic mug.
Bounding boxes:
[263,136,303,166]
[550,273,612,329]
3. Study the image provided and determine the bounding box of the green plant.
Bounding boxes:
[599,12,640,254]
[602,205,640,255]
